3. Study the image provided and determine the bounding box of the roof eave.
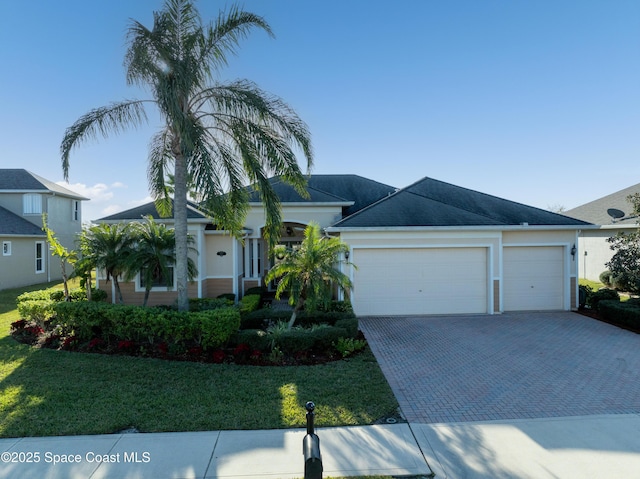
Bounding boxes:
[326,224,597,233]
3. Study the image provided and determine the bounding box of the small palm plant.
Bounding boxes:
[131,216,198,306]
[80,223,136,304]
[265,222,353,330]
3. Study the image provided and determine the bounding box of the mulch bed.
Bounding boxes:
[576,308,640,335]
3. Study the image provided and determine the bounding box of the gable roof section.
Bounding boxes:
[331,177,592,229]
[564,182,640,226]
[99,200,208,221]
[248,175,397,216]
[0,205,46,236]
[0,169,88,200]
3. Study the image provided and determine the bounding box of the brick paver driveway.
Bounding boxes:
[360,312,640,424]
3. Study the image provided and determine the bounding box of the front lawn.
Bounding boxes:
[0,282,398,438]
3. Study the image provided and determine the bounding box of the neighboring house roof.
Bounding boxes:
[0,169,89,200]
[564,182,640,227]
[0,205,46,236]
[330,177,593,229]
[99,199,208,221]
[247,175,397,216]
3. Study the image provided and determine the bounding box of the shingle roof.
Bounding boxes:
[0,169,89,200]
[331,177,592,228]
[247,174,397,216]
[0,205,46,236]
[99,200,208,221]
[564,183,640,226]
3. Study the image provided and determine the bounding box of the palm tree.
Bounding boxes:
[265,222,353,330]
[61,0,313,311]
[132,216,198,306]
[81,223,136,304]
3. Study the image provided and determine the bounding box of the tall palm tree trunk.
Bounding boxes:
[173,148,190,311]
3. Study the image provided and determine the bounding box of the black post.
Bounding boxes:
[303,401,322,479]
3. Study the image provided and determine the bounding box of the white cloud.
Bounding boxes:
[57,181,127,203]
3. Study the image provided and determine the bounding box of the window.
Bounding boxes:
[139,266,174,290]
[2,241,11,256]
[23,194,42,215]
[73,201,80,221]
[35,241,45,273]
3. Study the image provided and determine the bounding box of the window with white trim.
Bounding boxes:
[23,194,43,215]
[138,266,175,290]
[35,241,45,273]
[2,241,11,256]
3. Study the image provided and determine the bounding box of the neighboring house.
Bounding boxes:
[97,174,592,316]
[564,183,640,282]
[0,169,88,291]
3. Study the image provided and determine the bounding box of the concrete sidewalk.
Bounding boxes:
[2,414,640,478]
[0,423,432,479]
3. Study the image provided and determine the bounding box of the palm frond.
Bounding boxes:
[61,100,148,180]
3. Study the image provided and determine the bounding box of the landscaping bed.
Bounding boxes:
[578,284,640,334]
[10,290,366,366]
[0,282,398,438]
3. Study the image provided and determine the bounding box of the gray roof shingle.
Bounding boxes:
[331,177,592,228]
[564,183,640,226]
[0,205,46,236]
[99,199,208,221]
[0,169,89,200]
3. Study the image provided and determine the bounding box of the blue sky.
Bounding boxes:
[1,0,639,222]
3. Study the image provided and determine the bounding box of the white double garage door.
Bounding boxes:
[352,246,566,316]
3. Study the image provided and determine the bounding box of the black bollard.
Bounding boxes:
[303,401,323,479]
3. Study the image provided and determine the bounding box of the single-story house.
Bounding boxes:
[97,174,593,316]
[0,169,88,290]
[564,182,640,282]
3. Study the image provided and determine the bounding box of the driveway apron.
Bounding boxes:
[360,312,640,424]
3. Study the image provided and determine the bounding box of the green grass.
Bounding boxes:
[579,278,605,290]
[0,282,398,438]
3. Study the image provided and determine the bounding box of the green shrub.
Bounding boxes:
[599,270,612,287]
[54,302,240,350]
[306,325,348,351]
[275,329,317,354]
[318,300,354,313]
[216,293,236,302]
[587,288,620,310]
[239,294,261,314]
[17,290,54,303]
[296,310,356,327]
[241,308,291,329]
[17,299,56,324]
[245,286,266,297]
[334,337,367,358]
[188,297,233,311]
[598,299,640,329]
[231,329,270,351]
[334,318,359,338]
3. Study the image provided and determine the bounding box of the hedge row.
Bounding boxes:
[17,288,107,304]
[54,302,240,350]
[232,319,358,354]
[241,306,356,330]
[598,299,640,330]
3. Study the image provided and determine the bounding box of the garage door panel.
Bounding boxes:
[353,248,488,316]
[503,247,564,311]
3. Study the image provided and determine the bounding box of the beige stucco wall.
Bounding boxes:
[244,205,343,238]
[204,234,234,277]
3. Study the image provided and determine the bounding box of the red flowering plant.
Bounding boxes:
[211,349,226,364]
[61,336,79,350]
[233,343,251,364]
[156,342,169,355]
[187,345,203,357]
[117,340,135,352]
[87,338,105,350]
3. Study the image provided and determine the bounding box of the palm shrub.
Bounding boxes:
[61,0,313,311]
[265,222,353,329]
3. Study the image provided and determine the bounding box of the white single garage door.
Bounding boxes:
[352,247,488,316]
[503,246,564,311]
